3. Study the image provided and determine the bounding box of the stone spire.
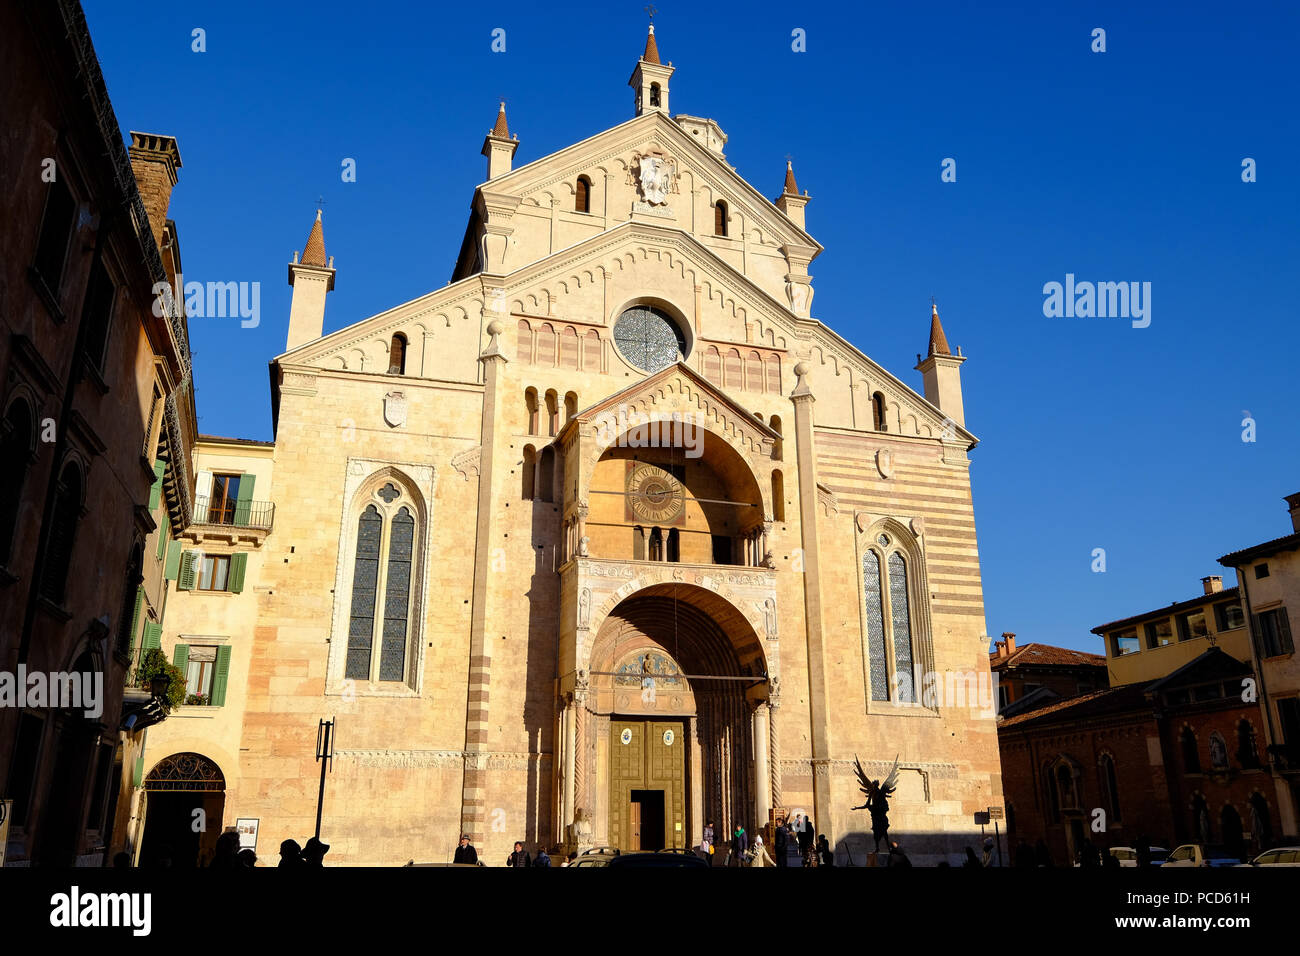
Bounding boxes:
[775,159,810,230]
[927,301,952,357]
[482,101,519,180]
[629,23,673,116]
[782,160,799,196]
[643,24,661,64]
[286,208,336,351]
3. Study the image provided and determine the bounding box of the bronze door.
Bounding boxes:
[609,720,685,851]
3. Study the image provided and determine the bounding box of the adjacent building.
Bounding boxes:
[1218,492,1300,837]
[1,0,195,865]
[990,633,1107,717]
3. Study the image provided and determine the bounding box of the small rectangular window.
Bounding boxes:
[1255,563,1270,579]
[1214,601,1245,631]
[185,645,219,702]
[197,554,230,591]
[1111,629,1140,656]
[6,712,45,826]
[1259,608,1295,658]
[80,258,116,369]
[208,473,242,525]
[1278,697,1300,748]
[1177,610,1208,642]
[1145,619,1174,648]
[33,179,77,293]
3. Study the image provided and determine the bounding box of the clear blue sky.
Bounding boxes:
[84,1,1300,654]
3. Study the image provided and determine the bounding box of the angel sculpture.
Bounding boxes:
[852,754,900,853]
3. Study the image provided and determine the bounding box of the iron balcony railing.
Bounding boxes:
[192,495,275,531]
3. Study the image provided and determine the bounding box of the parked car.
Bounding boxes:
[605,852,709,869]
[1107,846,1168,867]
[1237,846,1300,867]
[564,846,620,867]
[1162,844,1242,867]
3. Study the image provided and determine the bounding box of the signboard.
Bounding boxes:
[973,811,990,826]
[236,818,259,852]
[987,806,1005,821]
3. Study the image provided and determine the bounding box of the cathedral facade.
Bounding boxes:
[200,28,1001,865]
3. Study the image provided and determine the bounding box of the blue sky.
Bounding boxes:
[84,1,1300,653]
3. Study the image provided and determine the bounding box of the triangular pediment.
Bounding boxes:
[562,360,779,458]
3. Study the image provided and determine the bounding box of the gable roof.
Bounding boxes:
[990,642,1107,670]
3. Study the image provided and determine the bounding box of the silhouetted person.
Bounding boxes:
[209,830,240,869]
[236,848,257,868]
[454,835,478,865]
[774,819,788,867]
[1136,838,1152,868]
[535,847,551,868]
[963,846,982,868]
[887,841,912,868]
[507,841,531,867]
[817,835,834,867]
[1081,839,1101,868]
[1034,839,1054,867]
[1015,840,1035,868]
[982,837,995,867]
[730,826,748,867]
[279,839,304,868]
[302,837,329,867]
[1103,847,1120,869]
[797,814,815,865]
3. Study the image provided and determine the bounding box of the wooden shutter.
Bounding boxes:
[125,586,144,653]
[233,474,256,526]
[147,458,166,511]
[164,540,181,580]
[1280,609,1295,654]
[228,552,247,593]
[156,516,168,561]
[143,621,162,651]
[132,754,144,788]
[211,645,232,706]
[177,550,197,590]
[195,470,214,522]
[173,643,189,675]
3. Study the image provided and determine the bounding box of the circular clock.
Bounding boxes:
[626,464,685,524]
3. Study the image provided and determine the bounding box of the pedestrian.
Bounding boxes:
[816,834,835,867]
[112,851,131,869]
[236,848,257,868]
[566,851,578,866]
[209,830,240,869]
[747,834,775,867]
[1081,839,1101,868]
[1034,838,1054,867]
[507,841,531,867]
[981,836,995,867]
[797,814,815,866]
[278,839,303,869]
[1135,837,1152,868]
[699,820,715,866]
[535,846,552,868]
[730,826,748,867]
[453,834,478,865]
[887,841,912,868]
[1103,847,1120,869]
[774,818,788,867]
[962,846,981,868]
[302,836,330,867]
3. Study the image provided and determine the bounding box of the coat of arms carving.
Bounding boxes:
[630,151,678,205]
[384,391,407,428]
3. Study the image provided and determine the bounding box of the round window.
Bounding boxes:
[613,305,687,372]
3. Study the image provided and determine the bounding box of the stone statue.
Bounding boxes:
[577,535,590,557]
[852,754,900,853]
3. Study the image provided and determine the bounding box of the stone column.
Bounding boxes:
[790,361,834,834]
[753,703,771,827]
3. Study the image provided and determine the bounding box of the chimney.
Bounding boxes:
[1286,492,1300,532]
[1201,575,1223,595]
[1001,632,1017,655]
[128,132,182,249]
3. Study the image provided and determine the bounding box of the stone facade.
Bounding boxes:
[135,27,1003,866]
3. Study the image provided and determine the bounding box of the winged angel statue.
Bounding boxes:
[852,754,900,852]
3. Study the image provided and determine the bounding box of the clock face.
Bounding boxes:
[626,463,685,524]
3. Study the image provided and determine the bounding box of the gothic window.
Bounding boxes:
[343,481,420,685]
[714,201,728,237]
[0,397,35,564]
[39,460,84,605]
[860,525,930,706]
[1099,753,1121,823]
[613,305,686,372]
[575,176,591,213]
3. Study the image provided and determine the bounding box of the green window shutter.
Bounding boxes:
[164,540,181,580]
[233,474,256,527]
[173,643,189,681]
[147,457,167,511]
[142,621,162,651]
[177,550,197,590]
[211,645,232,706]
[127,586,145,653]
[228,552,247,593]
[156,516,169,561]
[132,754,144,788]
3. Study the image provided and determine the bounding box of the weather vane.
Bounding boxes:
[645,4,656,21]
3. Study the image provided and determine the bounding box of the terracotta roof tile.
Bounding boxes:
[928,303,951,357]
[990,642,1107,669]
[783,160,798,195]
[301,209,326,267]
[491,101,509,138]
[643,25,661,64]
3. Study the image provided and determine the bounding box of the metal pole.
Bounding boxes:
[315,717,334,840]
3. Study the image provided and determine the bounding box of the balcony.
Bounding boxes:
[186,494,275,546]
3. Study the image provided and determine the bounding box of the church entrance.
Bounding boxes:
[609,719,685,850]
